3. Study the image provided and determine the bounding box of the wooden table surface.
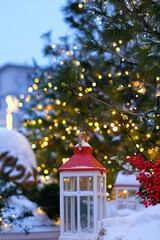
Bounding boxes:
[0,231,60,240]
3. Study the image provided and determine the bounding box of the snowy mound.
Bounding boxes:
[103,204,160,240]
[2,194,58,233]
[0,127,37,185]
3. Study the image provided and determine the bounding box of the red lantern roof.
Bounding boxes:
[58,141,108,172]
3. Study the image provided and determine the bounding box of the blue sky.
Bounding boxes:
[0,0,69,67]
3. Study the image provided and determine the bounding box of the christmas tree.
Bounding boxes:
[20,0,160,192]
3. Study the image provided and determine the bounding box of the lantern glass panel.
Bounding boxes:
[128,190,136,199]
[64,196,77,232]
[118,189,127,199]
[64,177,77,191]
[97,195,101,220]
[102,196,106,218]
[101,177,105,193]
[118,201,126,209]
[128,201,136,210]
[80,177,93,191]
[97,176,101,192]
[80,196,94,232]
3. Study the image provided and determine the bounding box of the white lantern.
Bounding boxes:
[58,136,108,240]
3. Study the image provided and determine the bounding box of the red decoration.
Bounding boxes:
[126,154,160,207]
[58,146,108,172]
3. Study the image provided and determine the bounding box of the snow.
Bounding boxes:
[0,127,37,182]
[2,194,58,233]
[102,204,160,240]
[75,140,91,147]
[115,171,140,186]
[106,201,145,218]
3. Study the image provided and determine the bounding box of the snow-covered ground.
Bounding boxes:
[103,204,160,240]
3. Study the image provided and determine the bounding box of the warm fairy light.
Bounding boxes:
[44,169,49,174]
[37,104,43,110]
[88,122,93,126]
[34,78,39,83]
[80,74,84,79]
[37,166,41,171]
[28,87,33,92]
[112,110,116,115]
[48,82,52,88]
[20,94,24,99]
[98,75,102,79]
[113,126,118,132]
[32,84,38,90]
[56,99,61,105]
[108,73,112,77]
[92,82,96,87]
[62,102,66,107]
[25,95,31,102]
[116,72,121,76]
[31,144,36,149]
[52,44,56,48]
[54,123,58,127]
[116,47,120,52]
[78,3,83,8]
[113,42,117,47]
[110,123,114,127]
[53,168,57,173]
[61,136,66,140]
[18,102,23,107]
[146,133,151,138]
[62,158,69,164]
[78,93,83,97]
[32,120,36,125]
[156,77,160,81]
[118,40,122,44]
[103,124,107,128]
[104,156,108,160]
[94,122,99,127]
[38,119,42,124]
[136,144,140,148]
[62,120,66,124]
[108,184,112,189]
[73,45,77,50]
[140,148,144,152]
[125,71,129,75]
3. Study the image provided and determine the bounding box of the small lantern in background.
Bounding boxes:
[114,170,140,214]
[58,132,108,240]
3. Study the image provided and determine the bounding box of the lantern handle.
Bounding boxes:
[78,131,88,151]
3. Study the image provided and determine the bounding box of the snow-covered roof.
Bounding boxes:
[114,171,140,187]
[74,140,91,147]
[58,141,108,172]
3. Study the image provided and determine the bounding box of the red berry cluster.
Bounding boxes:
[126,154,160,208]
